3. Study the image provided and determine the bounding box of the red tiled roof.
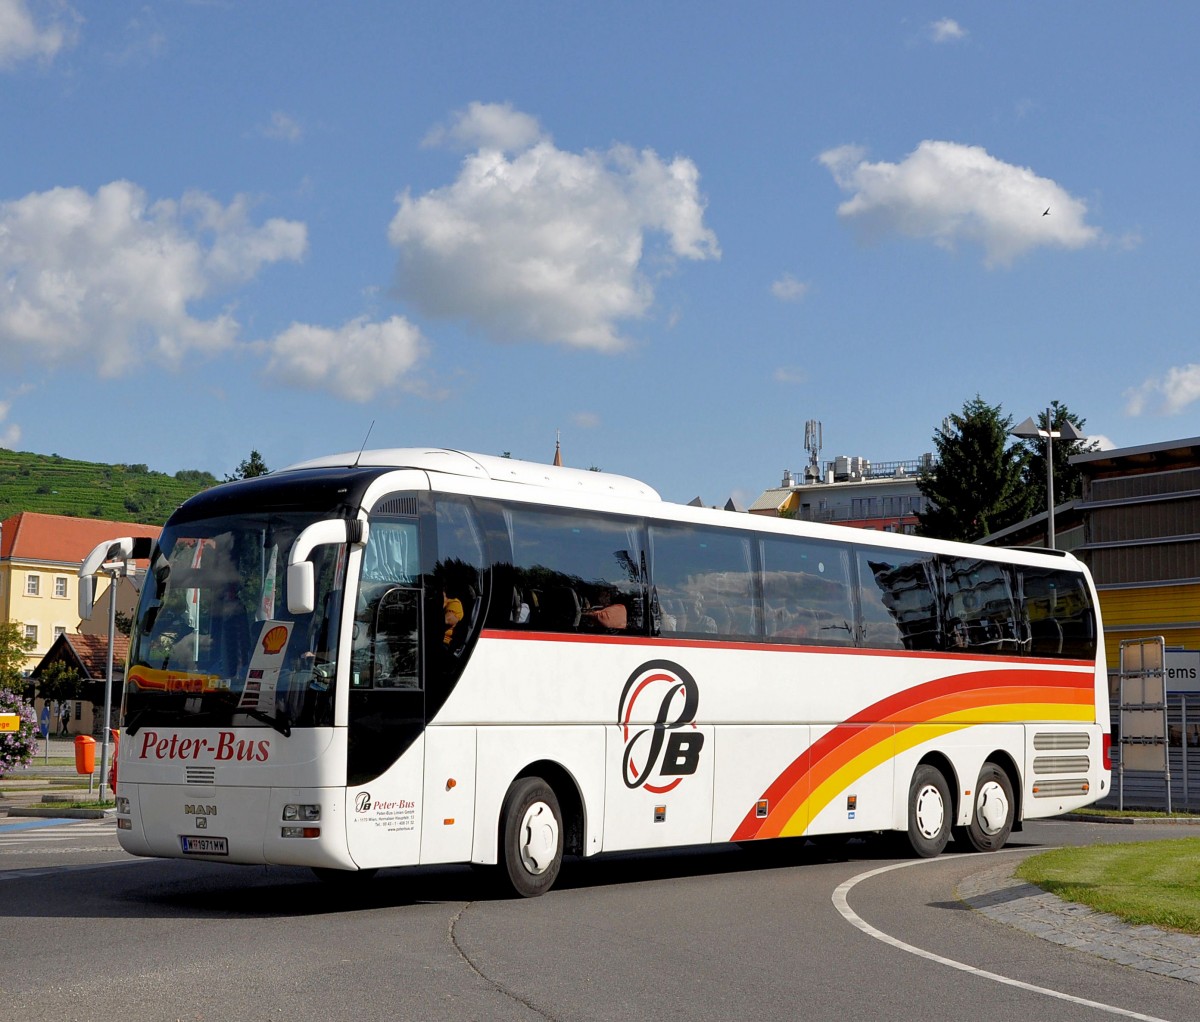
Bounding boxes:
[0,512,160,565]
[66,632,131,680]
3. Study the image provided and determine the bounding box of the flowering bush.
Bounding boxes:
[0,690,37,778]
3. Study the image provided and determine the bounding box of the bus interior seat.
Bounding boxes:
[541,586,581,630]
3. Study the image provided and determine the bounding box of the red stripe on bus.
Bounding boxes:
[479,628,1093,669]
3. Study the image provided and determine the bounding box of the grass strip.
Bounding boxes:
[1015,838,1200,935]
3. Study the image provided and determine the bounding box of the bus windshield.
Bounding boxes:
[124,512,348,732]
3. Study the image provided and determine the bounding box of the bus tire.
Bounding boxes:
[961,763,1015,852]
[905,764,951,858]
[500,777,563,898]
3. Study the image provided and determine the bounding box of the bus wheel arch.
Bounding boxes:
[515,759,585,856]
[496,762,583,898]
[903,756,957,858]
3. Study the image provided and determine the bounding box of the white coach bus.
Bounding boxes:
[93,449,1110,896]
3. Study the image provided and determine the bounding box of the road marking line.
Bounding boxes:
[832,856,1175,1022]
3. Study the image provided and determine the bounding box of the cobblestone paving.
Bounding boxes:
[959,863,1200,984]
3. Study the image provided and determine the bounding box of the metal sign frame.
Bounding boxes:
[1118,636,1170,812]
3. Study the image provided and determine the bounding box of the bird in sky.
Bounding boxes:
[1043,207,1051,216]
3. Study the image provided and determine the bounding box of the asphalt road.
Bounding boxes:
[1,817,1198,1022]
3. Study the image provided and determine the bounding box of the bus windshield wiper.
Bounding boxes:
[236,706,293,737]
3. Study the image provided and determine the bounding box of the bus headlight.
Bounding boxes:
[283,803,321,822]
[116,797,131,815]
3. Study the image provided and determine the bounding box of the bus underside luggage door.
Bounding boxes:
[603,720,715,852]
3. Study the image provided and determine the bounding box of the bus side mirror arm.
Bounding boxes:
[78,536,153,620]
[286,518,369,615]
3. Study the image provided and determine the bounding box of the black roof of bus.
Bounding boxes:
[166,466,392,527]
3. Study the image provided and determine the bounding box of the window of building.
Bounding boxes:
[54,576,68,598]
[25,574,40,597]
[54,625,66,640]
[24,624,37,644]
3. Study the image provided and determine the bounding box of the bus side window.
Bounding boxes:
[649,524,756,640]
[855,548,939,651]
[941,557,1018,652]
[1020,566,1096,659]
[760,536,854,645]
[354,518,421,689]
[433,500,487,659]
[502,505,645,636]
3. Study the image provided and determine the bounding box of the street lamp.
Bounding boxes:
[1011,408,1084,549]
[79,536,152,801]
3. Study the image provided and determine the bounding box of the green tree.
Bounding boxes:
[225,450,270,481]
[0,621,34,694]
[917,397,1033,542]
[1018,401,1100,512]
[36,661,83,705]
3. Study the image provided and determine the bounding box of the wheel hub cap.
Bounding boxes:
[914,784,945,839]
[976,781,1010,836]
[519,801,559,875]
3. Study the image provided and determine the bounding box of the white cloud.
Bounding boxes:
[818,140,1101,267]
[263,315,427,402]
[262,110,303,143]
[0,0,78,69]
[1125,363,1200,416]
[930,18,967,43]
[422,101,543,153]
[771,273,810,302]
[773,367,807,385]
[0,180,307,375]
[0,398,19,448]
[572,411,600,429]
[390,102,720,351]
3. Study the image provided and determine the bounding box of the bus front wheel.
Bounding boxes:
[959,763,1015,852]
[499,777,563,898]
[905,765,951,858]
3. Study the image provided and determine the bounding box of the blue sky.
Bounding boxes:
[2,2,1198,508]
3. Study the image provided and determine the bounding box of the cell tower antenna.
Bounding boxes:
[803,420,823,482]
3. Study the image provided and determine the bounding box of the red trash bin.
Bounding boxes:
[74,734,96,775]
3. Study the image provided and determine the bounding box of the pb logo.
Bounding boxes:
[618,660,704,793]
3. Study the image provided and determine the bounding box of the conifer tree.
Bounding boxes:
[917,397,1032,542]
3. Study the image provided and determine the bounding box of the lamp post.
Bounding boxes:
[1011,408,1083,549]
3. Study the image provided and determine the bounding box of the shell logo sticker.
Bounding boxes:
[261,625,289,655]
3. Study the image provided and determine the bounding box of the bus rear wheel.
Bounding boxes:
[499,777,563,898]
[905,764,951,858]
[959,763,1015,852]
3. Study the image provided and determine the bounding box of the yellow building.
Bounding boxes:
[0,512,160,675]
[1071,438,1200,676]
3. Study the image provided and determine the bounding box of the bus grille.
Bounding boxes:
[186,766,216,786]
[1033,755,1091,773]
[1031,731,1091,798]
[1033,732,1091,750]
[1031,778,1092,798]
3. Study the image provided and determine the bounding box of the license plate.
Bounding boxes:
[181,835,229,855]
